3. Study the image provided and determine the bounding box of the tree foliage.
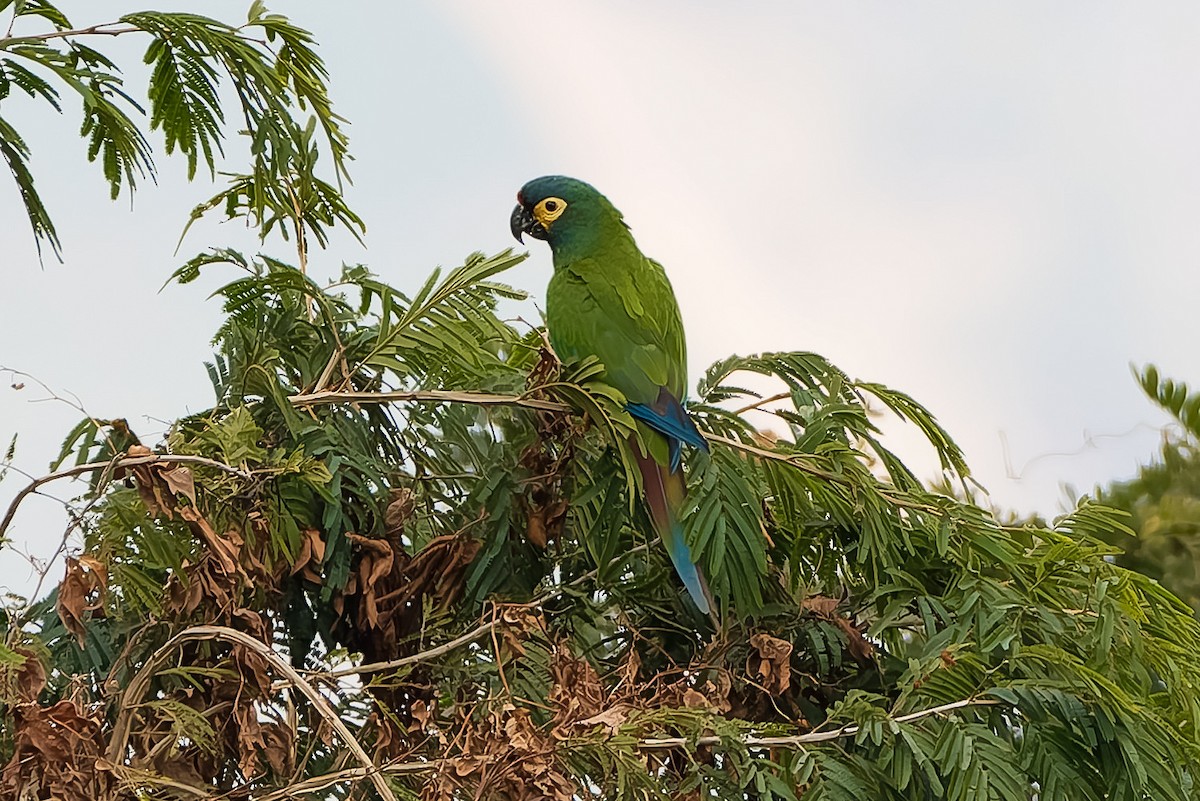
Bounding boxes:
[5,5,1200,800]
[0,0,356,261]
[1094,365,1200,615]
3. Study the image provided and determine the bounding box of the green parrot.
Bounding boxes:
[510,175,712,614]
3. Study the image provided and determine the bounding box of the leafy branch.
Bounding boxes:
[0,452,254,539]
[0,1,350,261]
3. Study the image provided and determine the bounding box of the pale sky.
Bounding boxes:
[3,1,1196,594]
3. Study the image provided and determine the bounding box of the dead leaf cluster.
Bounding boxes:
[0,699,110,800]
[748,633,794,696]
[56,555,107,647]
[517,347,576,549]
[129,639,293,791]
[334,492,481,667]
[165,507,249,620]
[125,444,196,518]
[548,645,606,737]
[1,647,47,705]
[426,706,575,801]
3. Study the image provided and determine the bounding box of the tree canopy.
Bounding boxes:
[1094,366,1200,616]
[3,4,1200,800]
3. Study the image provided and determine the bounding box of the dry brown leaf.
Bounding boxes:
[76,553,108,586]
[161,465,197,505]
[290,528,326,579]
[385,487,416,538]
[619,646,642,690]
[345,531,395,628]
[526,509,549,550]
[525,498,569,550]
[165,552,238,617]
[503,706,538,751]
[549,647,606,735]
[259,719,295,776]
[411,698,432,732]
[149,749,208,789]
[12,647,46,702]
[801,595,839,617]
[705,670,733,714]
[748,633,793,695]
[498,607,543,660]
[575,705,631,736]
[128,448,177,519]
[803,595,875,663]
[56,556,106,647]
[179,505,243,575]
[453,753,486,778]
[835,617,875,662]
[232,643,273,699]
[682,688,711,709]
[232,608,270,644]
[400,533,481,612]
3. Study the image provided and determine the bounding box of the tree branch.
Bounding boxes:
[288,388,572,414]
[732,391,791,416]
[325,616,499,679]
[107,625,400,801]
[245,759,440,801]
[0,22,138,46]
[284,388,945,515]
[0,454,253,539]
[176,696,999,796]
[639,697,999,749]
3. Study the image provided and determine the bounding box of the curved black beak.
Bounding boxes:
[510,204,546,243]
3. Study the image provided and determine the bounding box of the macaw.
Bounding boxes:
[510,175,711,614]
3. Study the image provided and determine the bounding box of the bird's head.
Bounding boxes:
[510,175,616,248]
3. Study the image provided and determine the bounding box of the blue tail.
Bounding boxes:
[632,443,711,615]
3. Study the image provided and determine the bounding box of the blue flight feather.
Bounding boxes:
[665,517,710,615]
[627,388,707,472]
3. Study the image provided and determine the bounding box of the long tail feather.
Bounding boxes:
[633,442,711,614]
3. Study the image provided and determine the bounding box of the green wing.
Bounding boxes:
[545,249,688,407]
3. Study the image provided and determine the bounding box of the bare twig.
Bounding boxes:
[244,759,441,801]
[0,453,253,539]
[732,391,791,416]
[326,616,500,679]
[639,697,999,749]
[288,388,572,414]
[107,626,400,801]
[0,22,138,45]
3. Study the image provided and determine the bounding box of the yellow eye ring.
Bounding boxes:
[533,196,567,228]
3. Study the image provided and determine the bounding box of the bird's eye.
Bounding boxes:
[534,196,568,226]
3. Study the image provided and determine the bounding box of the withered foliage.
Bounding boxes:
[1,699,109,799]
[425,706,576,801]
[516,347,576,550]
[56,556,106,647]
